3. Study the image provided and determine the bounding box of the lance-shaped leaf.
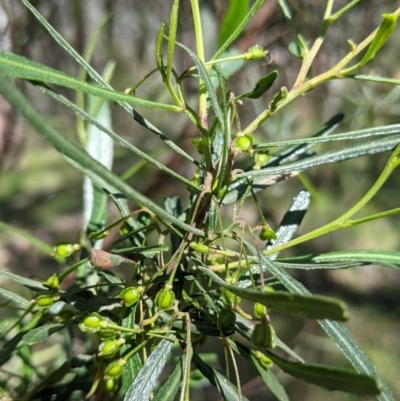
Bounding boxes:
[124,336,175,401]
[357,13,398,69]
[219,0,249,47]
[111,244,169,259]
[313,250,400,270]
[0,269,46,292]
[0,77,204,237]
[266,351,381,395]
[0,50,181,112]
[21,323,66,346]
[195,264,349,320]
[237,71,278,99]
[0,286,32,308]
[192,352,250,401]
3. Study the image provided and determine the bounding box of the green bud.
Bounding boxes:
[52,241,81,258]
[105,359,126,378]
[233,134,253,152]
[259,354,273,369]
[221,287,241,307]
[192,138,204,154]
[189,242,209,254]
[254,151,271,167]
[251,321,276,349]
[254,302,268,318]
[217,309,236,335]
[99,338,125,358]
[79,312,106,333]
[97,327,117,341]
[43,274,59,290]
[103,376,116,392]
[34,291,60,308]
[258,225,277,241]
[119,286,143,307]
[244,45,267,60]
[155,287,175,310]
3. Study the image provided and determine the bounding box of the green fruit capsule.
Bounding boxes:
[155,287,175,310]
[103,376,116,392]
[34,291,59,308]
[251,321,277,349]
[221,287,241,307]
[217,309,236,335]
[79,312,105,333]
[244,45,266,60]
[52,241,81,258]
[119,286,143,307]
[43,274,60,290]
[99,338,125,358]
[105,359,126,378]
[254,302,268,318]
[258,225,277,241]
[259,354,273,369]
[189,242,209,254]
[254,151,271,167]
[97,327,117,341]
[233,134,254,152]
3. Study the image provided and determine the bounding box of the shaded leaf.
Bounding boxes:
[124,336,175,401]
[192,352,250,401]
[237,70,278,99]
[267,351,381,395]
[21,323,66,346]
[0,268,46,292]
[219,0,249,47]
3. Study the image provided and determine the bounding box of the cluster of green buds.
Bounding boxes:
[251,317,277,350]
[119,285,144,307]
[32,290,60,308]
[155,284,175,310]
[52,241,81,259]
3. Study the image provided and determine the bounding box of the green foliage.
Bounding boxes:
[0,1,400,400]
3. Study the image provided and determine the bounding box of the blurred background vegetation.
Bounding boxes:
[0,0,399,400]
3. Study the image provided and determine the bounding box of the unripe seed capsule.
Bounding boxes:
[43,274,60,290]
[217,309,236,335]
[254,151,271,167]
[233,134,254,152]
[105,359,126,378]
[254,302,268,318]
[119,286,143,307]
[189,242,209,254]
[244,45,266,60]
[99,338,125,358]
[79,312,104,332]
[155,287,175,310]
[103,376,116,392]
[251,321,276,349]
[259,354,273,369]
[34,291,59,308]
[258,225,277,241]
[52,241,81,258]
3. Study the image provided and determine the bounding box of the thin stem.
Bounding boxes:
[264,144,400,256]
[190,0,207,127]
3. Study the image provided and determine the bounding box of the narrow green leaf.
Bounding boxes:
[0,286,31,308]
[166,0,179,83]
[255,123,400,148]
[0,77,204,237]
[313,250,400,269]
[111,244,169,259]
[192,352,250,401]
[235,134,400,179]
[219,0,249,47]
[345,74,400,86]
[0,269,46,292]
[243,241,395,401]
[195,264,349,320]
[267,351,381,395]
[176,42,225,132]
[0,50,181,112]
[0,320,9,334]
[358,13,398,68]
[237,71,278,99]
[276,261,360,270]
[152,353,185,401]
[121,305,142,393]
[34,83,199,190]
[235,343,289,401]
[124,336,175,401]
[20,0,199,167]
[212,0,265,60]
[21,323,66,346]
